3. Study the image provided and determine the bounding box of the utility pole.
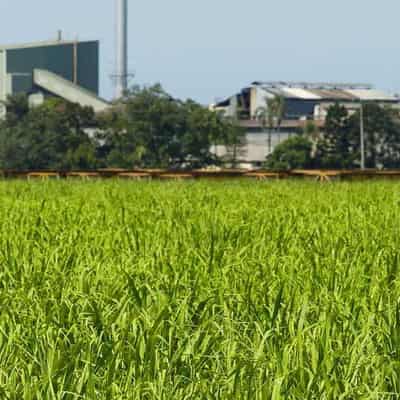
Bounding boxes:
[73,40,78,85]
[360,101,365,170]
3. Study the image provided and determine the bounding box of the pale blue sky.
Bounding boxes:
[0,0,399,103]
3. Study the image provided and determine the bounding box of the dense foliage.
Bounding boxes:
[0,95,97,170]
[98,85,244,169]
[1,180,400,398]
[0,86,244,170]
[3,91,400,171]
[267,102,400,169]
[265,136,313,170]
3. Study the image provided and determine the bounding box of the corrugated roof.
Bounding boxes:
[344,89,397,101]
[264,88,286,97]
[280,88,321,100]
[262,87,321,100]
[253,81,373,90]
[308,89,358,100]
[259,86,398,102]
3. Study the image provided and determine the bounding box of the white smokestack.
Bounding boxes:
[115,0,128,99]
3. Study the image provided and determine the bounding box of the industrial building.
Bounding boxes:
[0,0,129,116]
[0,39,109,117]
[211,81,400,167]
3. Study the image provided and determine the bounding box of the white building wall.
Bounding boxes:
[250,87,275,119]
[211,130,295,167]
[243,131,294,163]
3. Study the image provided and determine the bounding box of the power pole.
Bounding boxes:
[360,101,365,169]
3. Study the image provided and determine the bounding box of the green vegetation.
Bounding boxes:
[3,91,400,172]
[265,136,313,170]
[256,94,287,154]
[267,102,400,170]
[1,180,400,398]
[325,102,400,169]
[0,85,245,171]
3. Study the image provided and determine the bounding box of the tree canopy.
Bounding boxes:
[0,85,245,170]
[3,89,400,171]
[267,102,400,170]
[265,136,313,170]
[0,96,97,170]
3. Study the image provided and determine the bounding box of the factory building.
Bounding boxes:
[211,82,400,167]
[0,39,109,117]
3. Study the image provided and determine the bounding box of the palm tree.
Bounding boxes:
[303,120,320,141]
[255,106,272,155]
[268,95,285,144]
[255,95,286,155]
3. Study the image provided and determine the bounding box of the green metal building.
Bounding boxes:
[0,39,109,116]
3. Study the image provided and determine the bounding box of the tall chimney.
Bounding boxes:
[115,0,128,99]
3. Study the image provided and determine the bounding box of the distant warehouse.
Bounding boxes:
[0,39,109,117]
[211,81,400,167]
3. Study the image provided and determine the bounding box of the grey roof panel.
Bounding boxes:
[345,89,398,101]
[34,69,109,113]
[308,89,358,100]
[0,40,97,51]
[281,87,321,100]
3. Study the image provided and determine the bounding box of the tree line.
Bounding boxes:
[266,103,400,170]
[0,84,245,171]
[2,85,400,171]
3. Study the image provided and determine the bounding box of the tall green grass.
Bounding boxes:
[0,180,399,399]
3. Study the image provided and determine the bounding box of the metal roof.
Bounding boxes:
[344,89,398,101]
[252,81,373,90]
[308,89,357,100]
[280,87,321,100]
[0,39,97,51]
[256,84,398,102]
